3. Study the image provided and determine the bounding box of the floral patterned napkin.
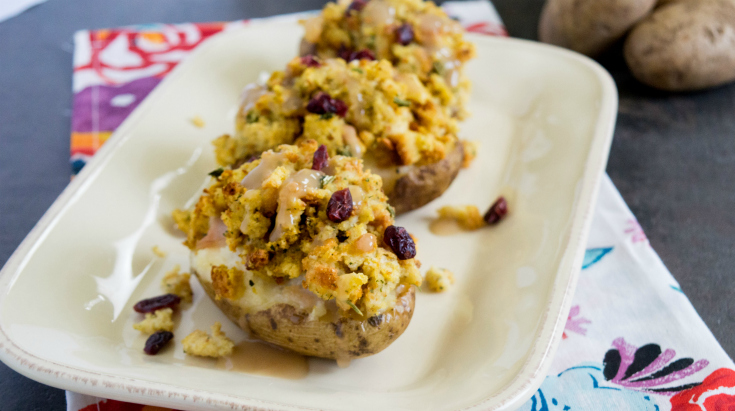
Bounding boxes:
[66,2,735,410]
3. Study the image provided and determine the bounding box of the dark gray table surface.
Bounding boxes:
[1,0,733,409]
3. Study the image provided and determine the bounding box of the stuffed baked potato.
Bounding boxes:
[174,140,422,360]
[300,0,476,119]
[214,56,465,214]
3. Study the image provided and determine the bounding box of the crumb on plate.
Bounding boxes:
[182,322,234,358]
[191,116,205,128]
[161,265,193,303]
[152,245,167,258]
[437,205,485,230]
[133,308,174,334]
[460,140,479,168]
[425,266,455,292]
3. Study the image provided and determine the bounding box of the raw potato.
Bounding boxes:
[624,0,735,91]
[539,0,657,56]
[388,141,464,215]
[194,268,415,360]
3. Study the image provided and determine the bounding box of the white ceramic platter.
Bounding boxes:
[0,21,616,411]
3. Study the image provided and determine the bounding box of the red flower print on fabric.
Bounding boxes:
[670,368,735,410]
[562,305,591,339]
[78,399,180,411]
[625,219,649,244]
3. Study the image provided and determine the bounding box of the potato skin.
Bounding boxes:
[624,0,735,91]
[194,268,416,360]
[390,141,464,215]
[539,0,657,56]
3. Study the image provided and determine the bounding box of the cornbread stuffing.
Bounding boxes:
[437,205,485,230]
[301,0,476,118]
[133,308,174,334]
[425,266,454,292]
[191,116,206,128]
[182,322,235,358]
[214,57,460,172]
[151,246,167,258]
[176,140,421,317]
[161,265,193,303]
[460,139,478,168]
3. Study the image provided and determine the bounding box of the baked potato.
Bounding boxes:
[298,0,476,119]
[624,0,735,91]
[538,0,657,56]
[214,56,466,214]
[192,258,415,359]
[377,139,463,215]
[175,140,422,360]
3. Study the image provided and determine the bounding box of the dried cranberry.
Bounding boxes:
[306,92,348,117]
[330,96,348,116]
[312,144,329,171]
[395,24,415,45]
[133,294,181,313]
[345,0,367,14]
[383,225,416,260]
[349,49,375,62]
[144,331,173,355]
[327,188,353,222]
[484,196,508,225]
[338,45,353,61]
[337,46,376,62]
[300,55,321,67]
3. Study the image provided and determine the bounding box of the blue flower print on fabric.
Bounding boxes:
[521,363,659,411]
[582,247,613,269]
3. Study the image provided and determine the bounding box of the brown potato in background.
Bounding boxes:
[625,0,735,91]
[539,0,657,56]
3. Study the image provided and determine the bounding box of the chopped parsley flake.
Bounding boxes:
[393,97,410,107]
[432,61,445,76]
[245,110,259,123]
[337,146,352,157]
[320,175,336,188]
[208,168,224,178]
[347,300,363,316]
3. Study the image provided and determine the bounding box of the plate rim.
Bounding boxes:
[0,22,618,411]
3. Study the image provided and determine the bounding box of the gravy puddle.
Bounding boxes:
[216,341,309,380]
[429,218,469,236]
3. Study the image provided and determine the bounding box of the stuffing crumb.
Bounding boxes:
[437,205,485,230]
[161,265,193,303]
[425,267,455,292]
[133,308,174,334]
[211,265,245,301]
[191,116,205,128]
[460,140,479,168]
[152,245,167,258]
[182,322,234,358]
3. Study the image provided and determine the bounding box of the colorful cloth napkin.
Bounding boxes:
[66,2,735,410]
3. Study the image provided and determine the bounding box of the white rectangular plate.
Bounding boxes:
[0,21,616,411]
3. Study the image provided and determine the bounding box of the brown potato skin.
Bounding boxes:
[390,141,464,215]
[539,0,657,56]
[624,0,735,91]
[194,268,416,360]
